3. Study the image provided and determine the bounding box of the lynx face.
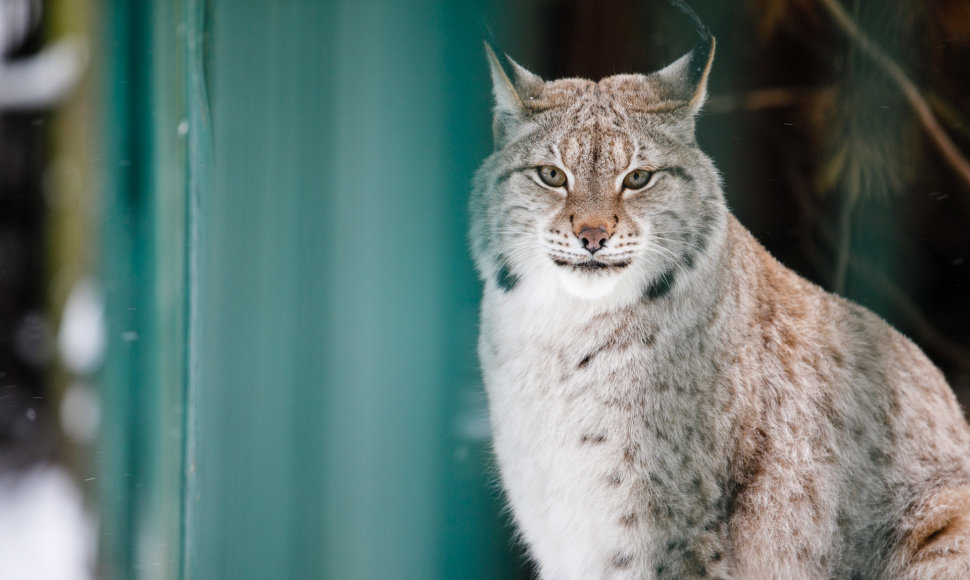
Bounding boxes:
[470,40,726,303]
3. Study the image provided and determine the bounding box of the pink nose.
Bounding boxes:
[578,227,609,254]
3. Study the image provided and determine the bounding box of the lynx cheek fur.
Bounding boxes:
[470,32,970,580]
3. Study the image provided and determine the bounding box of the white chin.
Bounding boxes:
[557,269,623,300]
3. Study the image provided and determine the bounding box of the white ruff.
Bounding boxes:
[557,269,622,299]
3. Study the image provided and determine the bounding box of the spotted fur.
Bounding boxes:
[470,36,970,580]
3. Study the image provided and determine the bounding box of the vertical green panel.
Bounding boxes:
[188,2,331,578]
[321,1,447,576]
[320,1,512,576]
[98,2,138,575]
[184,0,521,578]
[99,0,187,578]
[141,2,189,578]
[180,0,210,577]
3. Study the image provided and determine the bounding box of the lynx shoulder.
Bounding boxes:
[470,31,970,580]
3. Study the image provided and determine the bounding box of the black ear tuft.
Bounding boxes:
[661,0,715,112]
[618,2,714,117]
[665,0,712,43]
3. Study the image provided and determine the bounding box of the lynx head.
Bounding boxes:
[470,36,728,304]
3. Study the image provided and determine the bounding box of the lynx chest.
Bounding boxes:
[480,287,733,579]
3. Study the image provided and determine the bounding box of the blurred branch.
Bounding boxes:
[928,93,970,142]
[832,178,858,294]
[817,0,970,209]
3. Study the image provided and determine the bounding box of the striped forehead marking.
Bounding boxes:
[548,90,638,176]
[558,125,636,178]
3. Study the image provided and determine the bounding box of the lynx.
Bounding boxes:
[470,26,970,580]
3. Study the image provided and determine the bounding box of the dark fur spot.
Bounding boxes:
[665,165,694,184]
[620,512,638,527]
[623,446,638,463]
[683,251,696,270]
[836,510,850,532]
[917,521,952,553]
[868,446,891,466]
[643,267,677,300]
[612,553,633,569]
[576,331,629,370]
[672,547,708,577]
[606,472,623,487]
[580,433,606,444]
[830,348,846,368]
[495,258,518,292]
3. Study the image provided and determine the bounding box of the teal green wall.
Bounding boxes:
[99,0,187,576]
[99,0,521,578]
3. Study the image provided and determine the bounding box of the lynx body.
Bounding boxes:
[471,35,970,579]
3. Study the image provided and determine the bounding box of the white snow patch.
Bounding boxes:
[0,465,94,580]
[58,278,105,375]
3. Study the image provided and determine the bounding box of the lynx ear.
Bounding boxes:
[484,42,544,147]
[647,35,716,114]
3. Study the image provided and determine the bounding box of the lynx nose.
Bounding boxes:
[578,227,609,254]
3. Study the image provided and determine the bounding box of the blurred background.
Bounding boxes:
[0,0,967,578]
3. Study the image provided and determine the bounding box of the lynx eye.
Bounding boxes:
[622,169,654,190]
[537,165,567,188]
